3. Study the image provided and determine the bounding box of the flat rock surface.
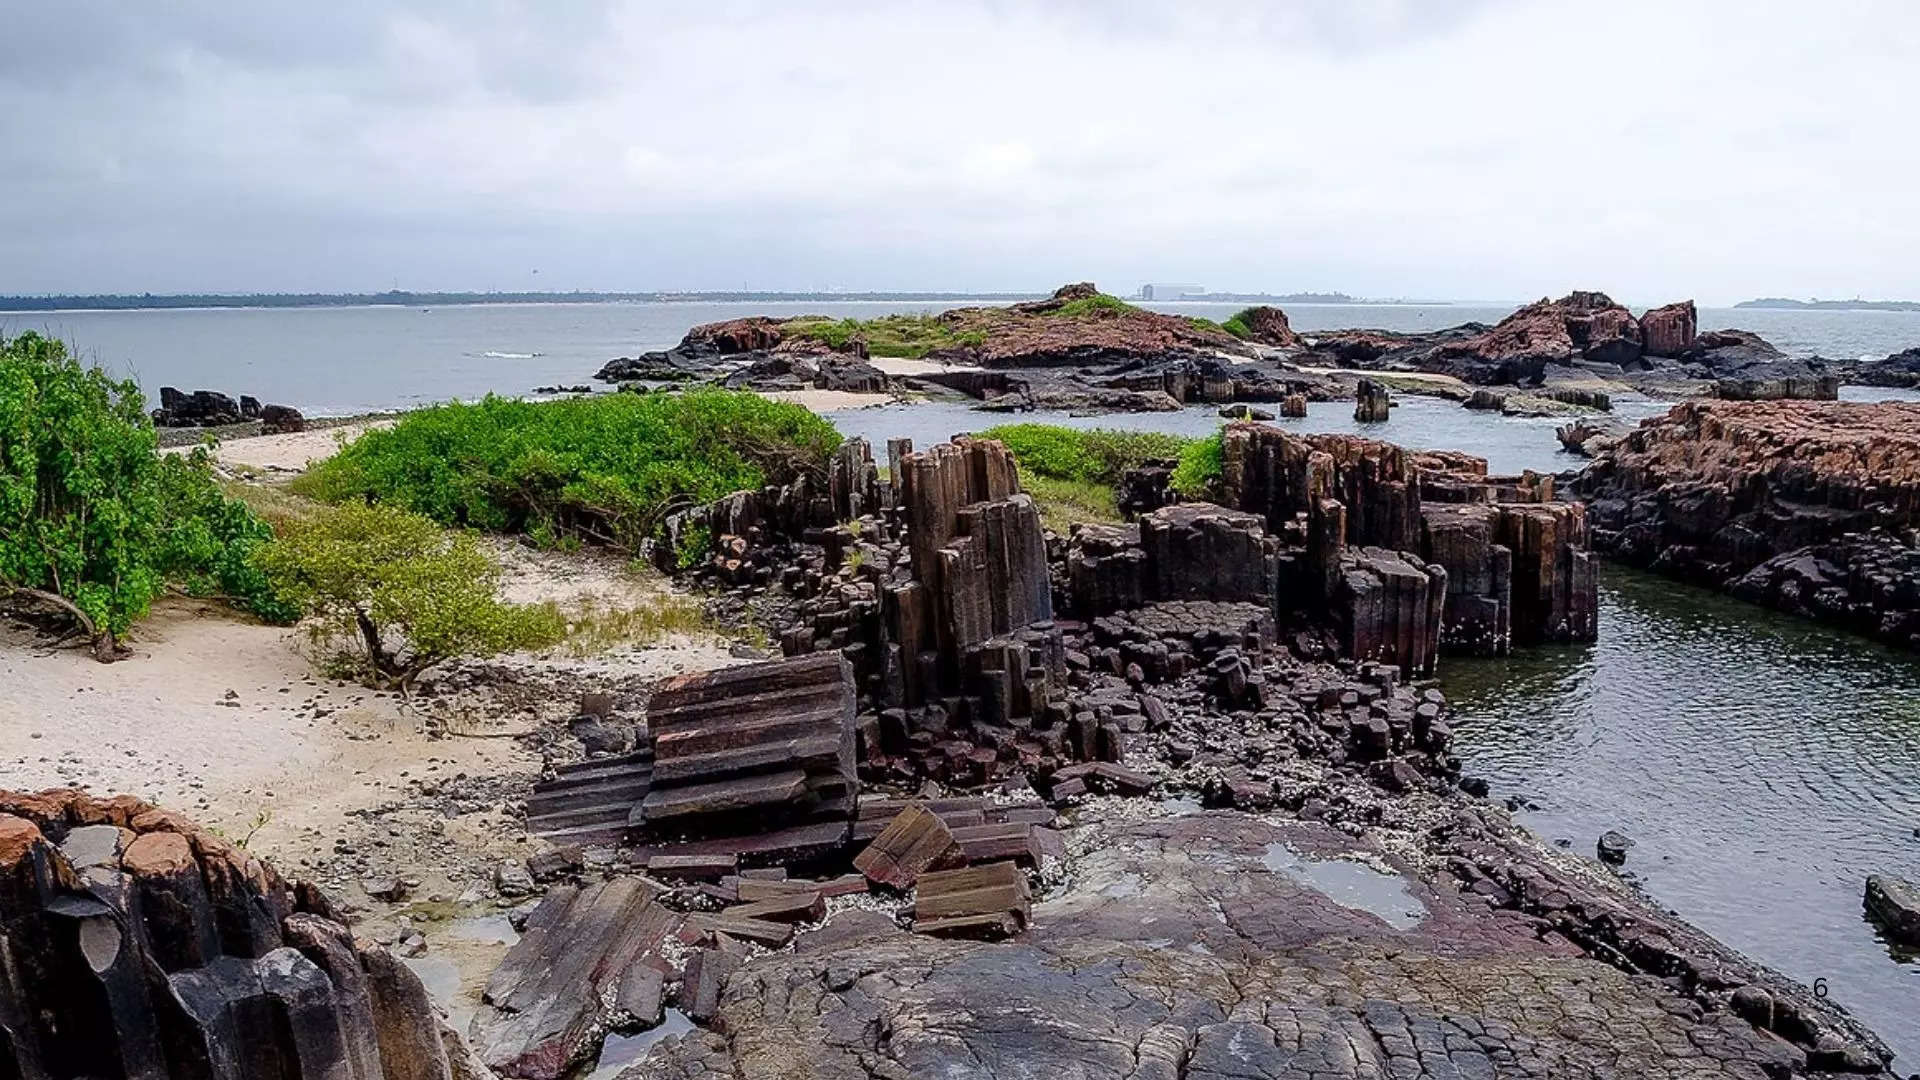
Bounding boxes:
[634,811,1850,1079]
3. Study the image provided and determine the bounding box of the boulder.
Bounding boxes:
[1864,875,1920,946]
[259,404,305,434]
[0,788,468,1080]
[1597,829,1634,865]
[1232,305,1302,347]
[1640,300,1698,357]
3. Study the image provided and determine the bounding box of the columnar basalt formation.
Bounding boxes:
[1641,300,1698,357]
[1218,424,1596,657]
[1579,400,1920,649]
[0,788,468,1080]
[1352,377,1391,422]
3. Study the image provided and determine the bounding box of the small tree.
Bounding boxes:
[258,503,564,686]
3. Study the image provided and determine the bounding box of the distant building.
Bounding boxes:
[1139,283,1206,301]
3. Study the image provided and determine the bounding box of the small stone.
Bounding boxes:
[1597,830,1634,866]
[494,861,536,898]
[363,878,410,903]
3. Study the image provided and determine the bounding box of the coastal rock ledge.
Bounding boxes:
[1578,400,1920,649]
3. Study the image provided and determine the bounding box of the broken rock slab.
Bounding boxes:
[853,802,966,889]
[469,876,680,1080]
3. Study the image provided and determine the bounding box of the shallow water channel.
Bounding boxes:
[1443,568,1920,1065]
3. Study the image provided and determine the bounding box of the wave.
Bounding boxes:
[477,350,541,359]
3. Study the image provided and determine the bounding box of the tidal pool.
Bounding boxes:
[1444,566,1920,1066]
[1261,843,1428,930]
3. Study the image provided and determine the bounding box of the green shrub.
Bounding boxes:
[979,424,1192,486]
[157,448,300,623]
[0,332,164,642]
[0,332,294,652]
[1220,308,1260,340]
[257,502,565,685]
[1051,294,1137,318]
[1172,433,1225,497]
[295,390,840,549]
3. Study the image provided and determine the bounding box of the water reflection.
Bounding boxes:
[1445,567,1920,1066]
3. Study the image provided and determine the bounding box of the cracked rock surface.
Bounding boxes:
[633,811,1881,1080]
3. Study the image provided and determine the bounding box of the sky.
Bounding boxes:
[4,0,1918,306]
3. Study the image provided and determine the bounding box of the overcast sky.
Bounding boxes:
[4,1,1917,305]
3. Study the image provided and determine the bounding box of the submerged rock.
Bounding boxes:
[1598,828,1635,865]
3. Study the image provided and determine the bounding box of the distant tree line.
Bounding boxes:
[0,289,1051,312]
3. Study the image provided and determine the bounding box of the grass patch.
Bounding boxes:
[1220,308,1259,340]
[293,390,839,549]
[559,590,717,655]
[979,424,1191,485]
[1051,294,1138,318]
[1171,433,1224,498]
[784,314,986,358]
[1021,473,1124,534]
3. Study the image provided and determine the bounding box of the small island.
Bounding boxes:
[1735,297,1920,312]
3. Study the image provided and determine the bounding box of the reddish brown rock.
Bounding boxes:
[853,803,966,889]
[1580,400,1920,648]
[1640,300,1697,357]
[683,316,787,353]
[1232,305,1302,347]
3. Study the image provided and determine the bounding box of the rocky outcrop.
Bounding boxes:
[1217,424,1597,658]
[1641,300,1698,357]
[1849,346,1920,387]
[1353,378,1391,422]
[1306,292,1709,386]
[0,788,470,1079]
[1579,400,1920,648]
[1232,305,1302,347]
[151,387,303,429]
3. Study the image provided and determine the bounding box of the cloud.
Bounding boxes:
[3,0,1918,303]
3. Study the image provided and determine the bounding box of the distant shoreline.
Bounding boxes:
[0,289,1437,314]
[1736,298,1920,312]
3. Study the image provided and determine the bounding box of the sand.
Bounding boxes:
[761,388,894,411]
[0,541,738,879]
[163,420,392,472]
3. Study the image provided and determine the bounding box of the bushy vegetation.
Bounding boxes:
[1020,473,1124,533]
[1051,293,1138,319]
[980,423,1228,531]
[156,449,300,623]
[0,332,293,654]
[258,503,565,685]
[979,424,1191,485]
[1219,309,1260,340]
[1171,432,1225,497]
[295,390,840,549]
[783,313,986,358]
